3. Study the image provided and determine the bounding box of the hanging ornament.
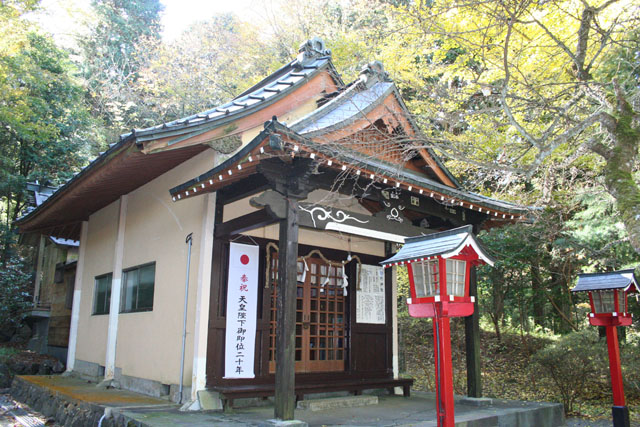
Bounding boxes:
[320,275,330,293]
[300,258,309,283]
[341,266,349,296]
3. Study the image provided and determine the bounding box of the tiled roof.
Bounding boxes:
[133,37,341,143]
[572,269,639,292]
[380,225,495,266]
[297,135,526,215]
[291,80,394,136]
[289,60,460,188]
[15,38,340,238]
[169,120,529,220]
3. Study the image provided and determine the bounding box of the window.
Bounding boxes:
[93,273,112,315]
[121,263,155,313]
[593,290,616,313]
[446,259,467,297]
[412,259,439,298]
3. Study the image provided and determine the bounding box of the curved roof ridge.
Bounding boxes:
[289,78,367,132]
[125,38,342,142]
[289,60,392,134]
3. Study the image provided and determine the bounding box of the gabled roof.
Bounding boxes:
[169,120,528,221]
[291,80,395,136]
[133,37,342,151]
[572,269,639,292]
[14,38,342,240]
[380,225,495,267]
[289,61,459,188]
[16,37,524,241]
[19,182,80,246]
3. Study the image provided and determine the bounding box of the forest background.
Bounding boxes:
[1,0,639,420]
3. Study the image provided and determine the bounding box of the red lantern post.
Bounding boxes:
[382,226,494,427]
[572,270,638,427]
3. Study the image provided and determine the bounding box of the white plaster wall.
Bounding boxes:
[71,82,352,388]
[116,149,216,386]
[75,201,117,365]
[75,149,216,386]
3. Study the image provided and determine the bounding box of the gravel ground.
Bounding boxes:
[0,392,59,427]
[566,417,640,427]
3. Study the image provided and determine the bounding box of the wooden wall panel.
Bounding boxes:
[207,232,395,388]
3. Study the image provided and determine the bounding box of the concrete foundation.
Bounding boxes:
[11,375,566,427]
[11,375,171,427]
[69,359,189,403]
[72,359,104,382]
[297,395,378,411]
[259,420,309,427]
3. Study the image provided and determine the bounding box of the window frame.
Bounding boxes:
[92,273,112,315]
[120,262,156,314]
[446,259,467,297]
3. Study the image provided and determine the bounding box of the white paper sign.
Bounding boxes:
[356,264,386,324]
[224,243,259,378]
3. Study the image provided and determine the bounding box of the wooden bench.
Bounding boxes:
[212,378,414,410]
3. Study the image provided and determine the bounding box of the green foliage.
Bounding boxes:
[0,7,93,259]
[477,223,539,341]
[135,13,277,125]
[531,329,608,414]
[621,332,640,397]
[80,0,163,140]
[0,255,32,331]
[0,346,19,363]
[565,189,639,272]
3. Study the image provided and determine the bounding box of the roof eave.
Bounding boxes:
[169,121,278,196]
[134,58,340,143]
[15,133,137,227]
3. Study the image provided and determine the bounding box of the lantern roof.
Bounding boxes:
[572,269,640,293]
[380,225,495,267]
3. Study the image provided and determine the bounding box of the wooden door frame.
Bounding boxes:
[268,255,348,374]
[206,231,392,387]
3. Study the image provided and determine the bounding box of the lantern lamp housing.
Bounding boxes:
[381,226,494,318]
[572,269,639,327]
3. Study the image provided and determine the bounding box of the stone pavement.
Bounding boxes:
[116,393,564,427]
[11,375,567,426]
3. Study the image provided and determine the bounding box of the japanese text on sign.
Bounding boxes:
[224,243,259,378]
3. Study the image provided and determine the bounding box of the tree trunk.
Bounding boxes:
[490,314,502,343]
[531,262,545,328]
[602,108,640,255]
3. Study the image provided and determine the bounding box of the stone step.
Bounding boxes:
[297,395,378,411]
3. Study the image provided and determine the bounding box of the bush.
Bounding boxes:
[621,330,640,398]
[0,256,32,335]
[531,328,608,414]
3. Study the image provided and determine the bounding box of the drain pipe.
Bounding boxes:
[98,407,112,427]
[179,233,193,404]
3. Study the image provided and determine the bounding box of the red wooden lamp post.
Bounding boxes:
[572,269,639,427]
[382,225,494,427]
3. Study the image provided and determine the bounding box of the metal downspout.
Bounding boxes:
[179,233,193,404]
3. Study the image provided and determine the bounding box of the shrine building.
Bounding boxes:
[15,38,527,410]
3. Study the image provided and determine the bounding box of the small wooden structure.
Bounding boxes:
[572,269,639,427]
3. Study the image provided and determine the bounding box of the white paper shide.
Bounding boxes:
[224,243,259,378]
